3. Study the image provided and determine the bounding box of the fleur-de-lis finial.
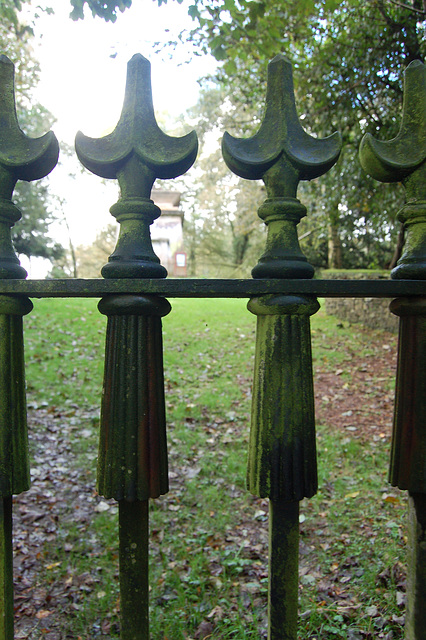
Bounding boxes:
[223,54,342,278]
[0,54,59,278]
[360,59,426,279]
[75,53,198,278]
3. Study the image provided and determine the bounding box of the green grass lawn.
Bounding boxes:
[19,297,405,639]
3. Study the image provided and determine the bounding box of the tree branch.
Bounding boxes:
[387,0,426,15]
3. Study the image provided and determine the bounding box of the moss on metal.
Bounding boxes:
[361,59,426,640]
[222,55,342,639]
[247,295,319,501]
[97,295,171,501]
[73,54,194,638]
[0,56,58,640]
[0,55,59,280]
[0,56,57,495]
[360,60,426,281]
[0,297,33,497]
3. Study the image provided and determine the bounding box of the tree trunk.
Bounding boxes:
[328,221,343,268]
[69,238,78,278]
[388,222,405,270]
[233,233,250,266]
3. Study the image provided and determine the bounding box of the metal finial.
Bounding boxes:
[0,55,59,278]
[75,53,198,278]
[223,55,341,188]
[359,60,426,279]
[360,60,426,183]
[222,55,341,279]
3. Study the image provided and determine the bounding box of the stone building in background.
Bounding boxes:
[151,189,187,277]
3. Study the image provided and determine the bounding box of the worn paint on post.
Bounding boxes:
[0,296,33,497]
[0,305,31,639]
[389,298,426,494]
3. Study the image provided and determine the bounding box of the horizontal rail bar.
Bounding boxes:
[0,278,424,299]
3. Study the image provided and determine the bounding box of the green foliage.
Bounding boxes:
[17,0,419,269]
[184,75,404,272]
[0,7,65,263]
[178,0,422,268]
[0,0,27,28]
[12,181,64,260]
[126,0,415,271]
[180,87,267,276]
[69,0,132,21]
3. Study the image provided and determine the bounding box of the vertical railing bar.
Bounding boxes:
[0,497,13,640]
[119,499,150,640]
[360,60,426,640]
[222,54,341,638]
[388,299,426,640]
[75,54,198,638]
[268,500,299,640]
[0,55,59,639]
[407,493,426,639]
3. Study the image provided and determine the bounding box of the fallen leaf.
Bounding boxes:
[36,609,53,619]
[95,501,110,512]
[365,604,378,616]
[344,491,360,499]
[194,620,214,639]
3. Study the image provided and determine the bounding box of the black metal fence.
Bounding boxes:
[0,51,424,639]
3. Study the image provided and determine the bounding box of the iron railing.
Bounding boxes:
[0,51,424,640]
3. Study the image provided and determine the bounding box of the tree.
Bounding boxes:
[174,86,267,276]
[12,182,64,261]
[50,224,117,278]
[0,1,31,28]
[22,0,421,269]
[0,10,65,264]
[182,0,419,268]
[69,0,132,21]
[184,69,405,272]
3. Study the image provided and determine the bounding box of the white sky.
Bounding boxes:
[17,0,217,276]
